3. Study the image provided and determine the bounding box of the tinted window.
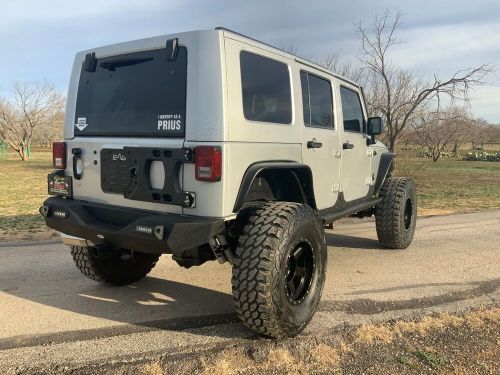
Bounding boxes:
[301,72,333,128]
[340,86,365,132]
[240,51,292,124]
[300,72,310,125]
[75,47,187,137]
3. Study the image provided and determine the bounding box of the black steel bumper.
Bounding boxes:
[40,197,224,256]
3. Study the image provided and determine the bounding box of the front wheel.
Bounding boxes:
[375,177,417,249]
[231,202,327,338]
[70,246,160,286]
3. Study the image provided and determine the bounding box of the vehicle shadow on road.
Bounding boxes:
[4,273,241,340]
[325,233,382,250]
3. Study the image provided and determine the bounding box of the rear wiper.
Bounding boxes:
[100,57,153,71]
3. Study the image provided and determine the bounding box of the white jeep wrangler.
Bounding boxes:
[41,28,417,338]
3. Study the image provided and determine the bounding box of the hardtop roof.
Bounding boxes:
[216,27,360,88]
[76,27,360,88]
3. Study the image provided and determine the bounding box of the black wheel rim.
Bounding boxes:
[285,238,315,304]
[404,198,413,230]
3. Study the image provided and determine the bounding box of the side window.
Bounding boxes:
[240,51,292,124]
[340,86,365,132]
[300,71,333,128]
[300,72,310,125]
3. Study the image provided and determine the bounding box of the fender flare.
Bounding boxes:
[233,161,317,212]
[373,152,396,195]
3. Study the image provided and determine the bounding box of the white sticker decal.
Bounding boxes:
[157,114,182,131]
[75,117,88,131]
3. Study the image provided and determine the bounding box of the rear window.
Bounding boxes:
[240,51,292,124]
[74,47,187,137]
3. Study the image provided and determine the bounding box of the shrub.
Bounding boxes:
[417,150,454,158]
[462,152,500,162]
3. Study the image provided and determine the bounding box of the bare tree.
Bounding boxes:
[483,123,500,146]
[412,106,469,161]
[31,109,64,147]
[279,44,366,84]
[0,81,64,160]
[357,10,492,152]
[317,54,366,84]
[468,117,490,150]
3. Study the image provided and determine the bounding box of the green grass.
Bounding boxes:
[412,350,442,370]
[0,150,499,240]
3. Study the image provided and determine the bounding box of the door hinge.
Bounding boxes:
[365,176,374,185]
[334,149,342,158]
[332,183,341,192]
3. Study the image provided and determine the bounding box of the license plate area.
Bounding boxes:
[48,173,73,197]
[100,147,195,207]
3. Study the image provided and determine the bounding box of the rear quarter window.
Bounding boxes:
[240,51,292,124]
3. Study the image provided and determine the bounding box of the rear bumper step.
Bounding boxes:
[40,197,224,255]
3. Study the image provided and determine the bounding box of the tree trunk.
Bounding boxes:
[16,144,28,161]
[388,137,396,153]
[431,148,440,162]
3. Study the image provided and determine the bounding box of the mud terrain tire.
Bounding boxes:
[375,177,417,249]
[232,202,327,338]
[70,246,160,286]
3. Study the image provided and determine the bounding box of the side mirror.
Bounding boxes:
[367,117,383,136]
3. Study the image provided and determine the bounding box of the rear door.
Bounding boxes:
[338,85,372,201]
[66,45,188,214]
[299,69,341,210]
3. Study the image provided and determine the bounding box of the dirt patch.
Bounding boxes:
[43,307,499,375]
[188,308,499,375]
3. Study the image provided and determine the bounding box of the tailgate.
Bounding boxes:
[64,138,189,214]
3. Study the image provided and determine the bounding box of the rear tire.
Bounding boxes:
[375,177,417,249]
[70,246,160,286]
[231,202,327,338]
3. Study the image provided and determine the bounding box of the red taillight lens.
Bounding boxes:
[195,146,222,182]
[52,142,66,169]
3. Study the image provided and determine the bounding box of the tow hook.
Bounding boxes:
[209,235,233,265]
[40,205,50,218]
[153,225,164,240]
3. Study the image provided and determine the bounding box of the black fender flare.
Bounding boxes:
[373,152,396,195]
[233,161,317,212]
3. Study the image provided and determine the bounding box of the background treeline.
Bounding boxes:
[1,10,499,161]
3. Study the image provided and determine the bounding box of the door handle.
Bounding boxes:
[342,142,354,150]
[307,140,323,149]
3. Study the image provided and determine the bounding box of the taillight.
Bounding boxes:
[52,142,66,169]
[195,146,222,182]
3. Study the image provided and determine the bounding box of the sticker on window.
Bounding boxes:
[157,114,182,131]
[75,117,88,131]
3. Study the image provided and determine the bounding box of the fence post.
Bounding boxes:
[27,143,31,159]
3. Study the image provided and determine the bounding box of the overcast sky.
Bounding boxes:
[1,0,499,122]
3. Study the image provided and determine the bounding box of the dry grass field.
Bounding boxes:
[0,150,499,240]
[0,152,58,240]
[394,151,500,216]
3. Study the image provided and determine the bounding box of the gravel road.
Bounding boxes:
[0,210,498,373]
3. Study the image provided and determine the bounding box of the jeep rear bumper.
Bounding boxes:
[40,197,224,256]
